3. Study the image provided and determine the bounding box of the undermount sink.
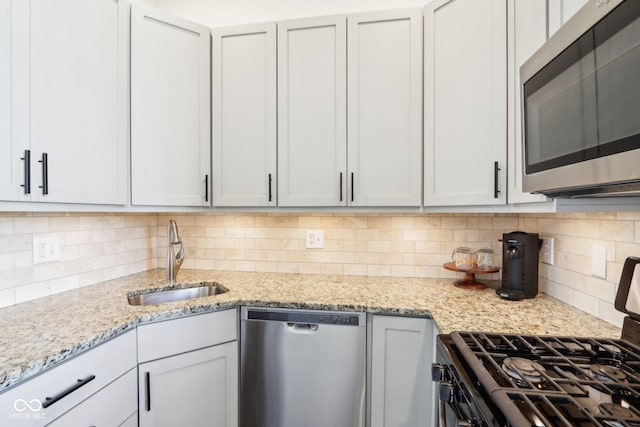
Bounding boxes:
[127,282,228,306]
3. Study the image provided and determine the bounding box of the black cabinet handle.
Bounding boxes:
[42,375,95,409]
[20,149,30,194]
[494,161,500,199]
[268,173,272,202]
[38,153,48,195]
[145,372,151,411]
[205,174,209,202]
[339,172,343,202]
[350,173,354,202]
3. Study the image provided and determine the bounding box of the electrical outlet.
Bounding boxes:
[305,230,324,249]
[33,236,60,264]
[592,246,607,279]
[541,237,554,265]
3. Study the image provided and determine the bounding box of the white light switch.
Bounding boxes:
[591,246,607,279]
[305,230,324,249]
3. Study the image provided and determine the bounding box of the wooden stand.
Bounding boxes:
[443,262,499,290]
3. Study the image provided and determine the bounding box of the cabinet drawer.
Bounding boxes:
[0,330,136,427]
[137,309,238,362]
[47,368,137,426]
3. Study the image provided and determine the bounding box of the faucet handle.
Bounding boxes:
[168,220,181,244]
[175,241,185,271]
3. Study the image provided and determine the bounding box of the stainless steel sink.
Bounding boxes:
[127,282,228,306]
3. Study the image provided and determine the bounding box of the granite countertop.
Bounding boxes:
[0,268,622,391]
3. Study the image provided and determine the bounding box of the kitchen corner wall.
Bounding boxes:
[0,213,158,307]
[519,212,640,328]
[2,211,639,328]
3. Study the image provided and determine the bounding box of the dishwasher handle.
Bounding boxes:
[286,322,319,332]
[245,309,362,326]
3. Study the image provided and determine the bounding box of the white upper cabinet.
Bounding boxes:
[131,3,211,207]
[4,0,129,205]
[424,0,507,206]
[0,0,23,202]
[347,9,423,207]
[212,23,277,207]
[507,0,549,204]
[277,16,347,207]
[548,0,589,36]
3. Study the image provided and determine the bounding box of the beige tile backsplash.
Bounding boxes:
[2,211,640,328]
[0,213,158,308]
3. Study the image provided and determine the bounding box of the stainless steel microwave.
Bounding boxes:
[521,0,640,198]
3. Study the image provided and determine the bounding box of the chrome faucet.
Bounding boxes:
[167,220,184,285]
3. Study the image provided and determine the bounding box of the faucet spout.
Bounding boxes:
[167,220,184,284]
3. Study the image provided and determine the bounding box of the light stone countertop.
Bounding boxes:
[0,268,622,391]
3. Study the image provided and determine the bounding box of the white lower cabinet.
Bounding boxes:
[137,309,239,427]
[369,315,434,427]
[0,331,137,427]
[47,368,137,427]
[138,342,238,427]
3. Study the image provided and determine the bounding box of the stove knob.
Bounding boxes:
[431,363,448,382]
[438,382,455,403]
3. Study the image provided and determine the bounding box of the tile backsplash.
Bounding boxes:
[2,210,639,328]
[0,213,158,307]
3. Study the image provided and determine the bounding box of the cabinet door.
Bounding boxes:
[548,0,589,36]
[46,369,137,427]
[18,0,129,205]
[212,23,276,207]
[370,316,433,427]
[277,16,347,207]
[347,9,422,207]
[131,3,210,206]
[139,341,238,427]
[507,0,549,204]
[0,0,27,202]
[424,0,507,206]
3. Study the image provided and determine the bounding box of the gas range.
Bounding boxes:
[433,257,640,427]
[435,332,640,426]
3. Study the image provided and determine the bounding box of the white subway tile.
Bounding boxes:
[15,281,51,304]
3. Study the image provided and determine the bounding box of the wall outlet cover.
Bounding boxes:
[305,230,324,249]
[33,236,61,264]
[541,237,554,265]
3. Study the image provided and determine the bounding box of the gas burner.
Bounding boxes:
[590,364,626,382]
[502,357,546,384]
[597,402,637,419]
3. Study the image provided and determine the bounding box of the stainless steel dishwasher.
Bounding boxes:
[240,307,366,427]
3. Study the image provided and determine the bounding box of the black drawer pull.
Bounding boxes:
[350,173,354,202]
[494,161,500,199]
[145,372,151,411]
[42,375,95,409]
[20,149,31,194]
[268,173,273,202]
[339,172,343,202]
[205,174,209,202]
[39,152,48,195]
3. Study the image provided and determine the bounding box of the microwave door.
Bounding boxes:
[523,32,598,176]
[594,2,640,154]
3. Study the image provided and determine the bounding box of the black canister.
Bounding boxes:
[497,231,542,300]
